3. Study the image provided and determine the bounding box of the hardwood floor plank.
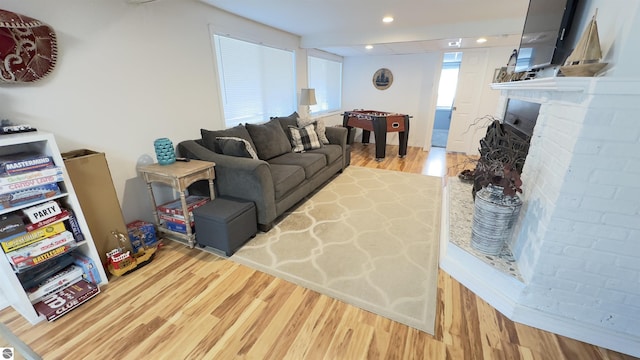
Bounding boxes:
[384,319,408,359]
[282,294,335,360]
[461,285,485,360]
[304,299,348,359]
[0,144,636,360]
[255,289,321,360]
[244,286,311,359]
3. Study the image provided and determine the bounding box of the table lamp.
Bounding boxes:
[300,88,317,118]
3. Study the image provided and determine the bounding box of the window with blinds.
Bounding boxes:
[214,35,296,127]
[307,55,342,114]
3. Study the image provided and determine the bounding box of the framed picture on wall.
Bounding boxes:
[372,68,393,90]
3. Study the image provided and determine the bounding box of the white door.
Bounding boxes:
[446,49,489,154]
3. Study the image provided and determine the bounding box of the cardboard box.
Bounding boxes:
[126,220,157,254]
[62,150,130,269]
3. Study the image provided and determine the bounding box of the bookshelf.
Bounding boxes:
[0,131,108,324]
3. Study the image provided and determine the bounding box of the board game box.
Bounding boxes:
[25,209,70,232]
[0,213,26,241]
[33,279,100,321]
[7,231,75,270]
[0,173,64,195]
[70,252,102,284]
[0,166,62,186]
[18,253,75,290]
[156,195,209,216]
[1,222,66,253]
[27,264,83,302]
[0,183,61,210]
[126,220,157,254]
[0,152,54,176]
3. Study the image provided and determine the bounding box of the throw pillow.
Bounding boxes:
[289,124,322,153]
[201,125,256,154]
[245,118,292,160]
[297,117,329,144]
[216,136,259,160]
[272,111,300,143]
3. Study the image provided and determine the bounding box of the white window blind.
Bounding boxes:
[214,35,296,127]
[308,56,342,114]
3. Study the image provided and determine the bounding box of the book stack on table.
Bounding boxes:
[156,195,210,234]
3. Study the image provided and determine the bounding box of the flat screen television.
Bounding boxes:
[514,0,580,73]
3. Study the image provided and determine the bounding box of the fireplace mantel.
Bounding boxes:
[491,76,640,96]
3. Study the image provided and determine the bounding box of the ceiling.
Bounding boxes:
[199,0,530,57]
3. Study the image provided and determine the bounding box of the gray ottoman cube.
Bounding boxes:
[193,196,257,256]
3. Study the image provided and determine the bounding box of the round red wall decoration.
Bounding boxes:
[0,9,58,83]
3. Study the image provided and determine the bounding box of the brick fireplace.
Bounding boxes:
[441,76,640,358]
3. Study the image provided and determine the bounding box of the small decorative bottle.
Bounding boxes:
[153,138,176,165]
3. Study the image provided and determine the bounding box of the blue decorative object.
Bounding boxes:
[153,138,176,165]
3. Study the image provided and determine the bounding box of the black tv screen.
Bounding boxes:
[515,0,579,72]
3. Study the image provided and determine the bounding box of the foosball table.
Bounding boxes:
[342,110,411,161]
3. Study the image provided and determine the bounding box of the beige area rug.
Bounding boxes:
[231,166,442,334]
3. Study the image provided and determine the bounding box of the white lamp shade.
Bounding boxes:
[300,88,317,106]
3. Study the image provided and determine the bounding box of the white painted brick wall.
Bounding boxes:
[502,78,640,337]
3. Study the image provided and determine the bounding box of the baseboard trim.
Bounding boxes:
[439,242,524,317]
[512,305,640,358]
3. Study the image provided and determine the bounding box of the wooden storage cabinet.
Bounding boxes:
[0,131,108,324]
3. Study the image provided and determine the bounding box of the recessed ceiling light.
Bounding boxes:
[476,37,488,44]
[365,45,373,50]
[382,16,394,23]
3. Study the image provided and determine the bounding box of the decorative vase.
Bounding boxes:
[471,184,522,255]
[153,138,176,165]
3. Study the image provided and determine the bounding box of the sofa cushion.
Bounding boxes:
[268,152,326,179]
[289,124,322,152]
[201,125,256,154]
[298,117,330,144]
[246,119,292,160]
[306,144,342,165]
[272,111,299,142]
[269,164,306,200]
[216,136,259,159]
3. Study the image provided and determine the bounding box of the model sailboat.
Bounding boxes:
[560,9,608,77]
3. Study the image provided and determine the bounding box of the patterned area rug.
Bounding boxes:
[231,166,442,334]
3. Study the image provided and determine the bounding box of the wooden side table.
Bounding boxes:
[138,160,215,248]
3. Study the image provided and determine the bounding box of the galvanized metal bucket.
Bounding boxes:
[471,184,522,255]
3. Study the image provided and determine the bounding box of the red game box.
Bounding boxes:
[156,195,209,216]
[33,279,100,321]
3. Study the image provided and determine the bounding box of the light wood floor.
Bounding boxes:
[0,143,636,360]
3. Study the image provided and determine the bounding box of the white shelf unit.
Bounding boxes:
[0,131,108,324]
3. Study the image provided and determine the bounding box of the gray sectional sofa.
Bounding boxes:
[177,113,348,231]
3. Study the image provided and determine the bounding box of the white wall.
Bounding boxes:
[342,54,442,149]
[568,0,640,77]
[0,0,302,224]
